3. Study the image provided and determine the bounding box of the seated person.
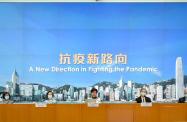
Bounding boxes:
[0,92,3,102]
[45,91,56,104]
[135,88,151,103]
[2,92,13,104]
[178,88,187,103]
[90,88,100,103]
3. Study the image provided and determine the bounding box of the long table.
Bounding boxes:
[0,103,187,122]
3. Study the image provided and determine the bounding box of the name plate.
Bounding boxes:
[87,102,99,107]
[35,103,47,108]
[141,102,152,107]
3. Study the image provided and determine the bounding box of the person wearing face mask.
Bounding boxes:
[135,88,151,103]
[178,88,187,103]
[2,92,13,104]
[45,91,56,104]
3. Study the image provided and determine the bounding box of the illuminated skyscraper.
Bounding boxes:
[127,81,132,100]
[118,77,124,88]
[114,88,120,101]
[11,69,19,95]
[99,86,104,101]
[156,85,163,101]
[176,57,184,99]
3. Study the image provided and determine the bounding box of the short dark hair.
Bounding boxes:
[2,92,11,100]
[91,88,98,93]
[46,91,54,99]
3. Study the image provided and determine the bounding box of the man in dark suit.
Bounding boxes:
[178,88,187,103]
[136,88,152,103]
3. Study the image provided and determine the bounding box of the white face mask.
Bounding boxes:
[185,94,187,97]
[5,96,9,100]
[140,92,146,97]
[48,95,53,100]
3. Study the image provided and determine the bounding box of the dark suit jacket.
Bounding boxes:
[178,97,186,103]
[135,96,152,103]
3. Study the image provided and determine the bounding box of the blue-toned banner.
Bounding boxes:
[0,3,186,103]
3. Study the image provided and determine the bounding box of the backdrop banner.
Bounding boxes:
[0,3,186,103]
